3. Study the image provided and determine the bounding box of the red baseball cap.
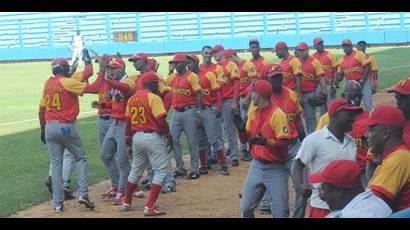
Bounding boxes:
[328,98,363,116]
[128,53,148,62]
[296,42,308,50]
[171,53,187,63]
[187,54,200,63]
[147,58,158,70]
[249,39,259,45]
[308,160,362,188]
[212,45,224,52]
[224,49,235,58]
[342,39,353,45]
[140,71,159,84]
[51,58,69,68]
[357,104,405,128]
[265,64,284,78]
[387,78,410,95]
[313,37,323,45]
[273,42,288,52]
[108,59,125,69]
[252,80,272,97]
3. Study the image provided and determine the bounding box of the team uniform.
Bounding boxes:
[279,55,302,91]
[239,98,291,218]
[167,70,202,176]
[250,56,273,78]
[39,62,104,210]
[298,56,326,134]
[337,50,371,111]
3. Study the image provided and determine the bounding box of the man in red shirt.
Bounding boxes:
[357,40,379,95]
[249,39,273,78]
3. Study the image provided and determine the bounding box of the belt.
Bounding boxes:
[142,130,153,133]
[113,119,125,124]
[255,158,275,165]
[175,105,196,112]
[46,120,75,124]
[99,114,112,120]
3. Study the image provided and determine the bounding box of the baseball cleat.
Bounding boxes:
[161,184,176,194]
[260,208,272,214]
[144,206,167,216]
[240,150,252,161]
[186,172,200,180]
[220,165,230,176]
[112,193,125,205]
[134,190,145,198]
[120,203,131,212]
[54,204,64,213]
[45,176,53,193]
[231,159,240,167]
[64,188,75,201]
[173,170,186,178]
[78,196,95,210]
[199,166,208,175]
[100,186,117,199]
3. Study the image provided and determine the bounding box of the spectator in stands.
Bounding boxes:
[70,30,85,67]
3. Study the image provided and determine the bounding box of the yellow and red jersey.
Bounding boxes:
[299,56,325,93]
[199,63,226,85]
[245,103,290,162]
[270,87,303,139]
[166,71,201,109]
[368,144,410,211]
[280,55,302,90]
[198,69,220,106]
[238,60,258,96]
[250,56,273,78]
[312,51,338,81]
[338,50,369,81]
[125,89,167,132]
[109,76,136,120]
[218,59,240,99]
[98,82,113,115]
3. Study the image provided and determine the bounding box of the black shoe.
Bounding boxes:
[231,159,239,167]
[78,196,95,210]
[54,204,64,213]
[45,176,53,193]
[64,188,75,201]
[220,165,230,176]
[186,172,200,180]
[260,208,272,214]
[241,150,252,161]
[173,170,186,178]
[161,184,176,194]
[225,148,231,157]
[199,166,208,175]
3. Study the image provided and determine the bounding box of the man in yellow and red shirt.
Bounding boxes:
[359,105,410,212]
[312,37,338,114]
[186,54,229,176]
[357,40,379,95]
[212,44,241,166]
[38,57,107,212]
[121,71,172,216]
[387,78,410,150]
[295,42,328,134]
[234,79,290,218]
[167,53,203,179]
[249,39,273,78]
[335,39,371,111]
[274,41,303,94]
[225,49,258,161]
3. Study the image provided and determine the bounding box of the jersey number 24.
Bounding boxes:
[45,93,62,112]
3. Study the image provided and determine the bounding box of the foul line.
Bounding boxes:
[0,111,96,127]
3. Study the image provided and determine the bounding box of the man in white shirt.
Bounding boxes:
[292,98,362,217]
[308,159,392,218]
[70,30,84,67]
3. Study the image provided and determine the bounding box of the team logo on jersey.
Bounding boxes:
[282,127,289,134]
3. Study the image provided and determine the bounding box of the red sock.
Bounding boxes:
[146,183,162,209]
[124,181,137,205]
[199,150,207,167]
[216,149,225,165]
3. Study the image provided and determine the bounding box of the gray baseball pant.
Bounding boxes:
[239,96,249,153]
[221,98,239,160]
[300,91,318,134]
[144,154,176,188]
[171,108,200,174]
[45,120,89,209]
[198,106,224,152]
[362,79,373,112]
[100,120,131,193]
[96,115,113,147]
[48,149,75,189]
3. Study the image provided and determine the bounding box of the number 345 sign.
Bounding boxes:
[113,31,137,42]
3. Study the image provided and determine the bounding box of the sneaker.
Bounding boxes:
[199,166,208,175]
[144,206,167,216]
[142,182,151,191]
[64,188,75,201]
[112,193,125,205]
[186,172,200,180]
[120,203,131,212]
[240,150,252,161]
[161,184,176,194]
[45,176,53,193]
[54,204,64,213]
[78,196,95,210]
[220,165,230,176]
[173,170,186,178]
[231,159,239,167]
[260,208,272,214]
[134,190,145,198]
[100,186,117,199]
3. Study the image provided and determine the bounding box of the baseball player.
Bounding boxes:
[248,39,273,77]
[294,42,328,134]
[212,44,241,166]
[312,37,338,114]
[225,49,258,161]
[234,79,291,218]
[356,40,379,95]
[273,41,303,95]
[38,56,106,212]
[167,53,203,179]
[387,78,410,149]
[70,30,84,67]
[120,71,172,216]
[292,98,362,217]
[258,64,308,217]
[334,39,372,111]
[360,105,410,212]
[186,54,229,176]
[99,58,135,205]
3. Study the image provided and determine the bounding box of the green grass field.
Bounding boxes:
[0,46,409,217]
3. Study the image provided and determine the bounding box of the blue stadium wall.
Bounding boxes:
[0,12,409,61]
